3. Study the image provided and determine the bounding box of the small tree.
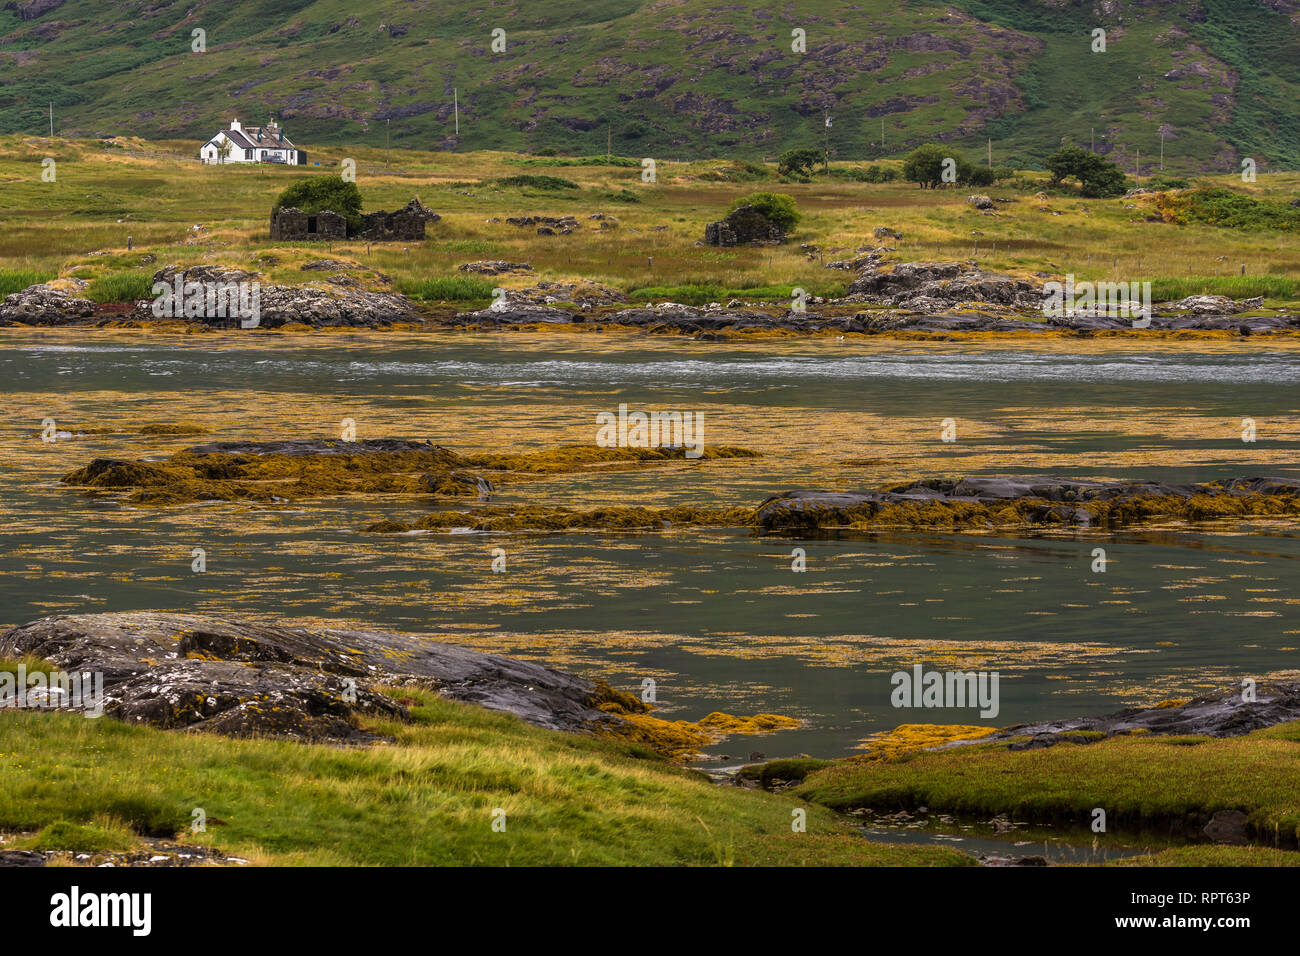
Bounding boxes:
[902,144,950,189]
[1046,147,1130,198]
[777,147,822,180]
[218,139,233,165]
[273,175,364,235]
[728,192,800,232]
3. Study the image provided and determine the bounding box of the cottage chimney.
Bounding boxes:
[231,119,241,132]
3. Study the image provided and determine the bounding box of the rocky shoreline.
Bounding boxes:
[0,611,635,742]
[3,261,1297,336]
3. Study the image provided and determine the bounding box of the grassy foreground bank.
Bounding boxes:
[791,720,1300,864]
[0,685,968,867]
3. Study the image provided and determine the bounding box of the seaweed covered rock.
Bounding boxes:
[756,476,1300,532]
[62,439,489,504]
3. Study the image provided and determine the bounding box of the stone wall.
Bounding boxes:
[269,207,348,241]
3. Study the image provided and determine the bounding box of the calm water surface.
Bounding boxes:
[2,331,1298,762]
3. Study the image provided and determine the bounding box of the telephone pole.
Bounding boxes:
[385,118,390,167]
[453,89,459,136]
[49,102,53,137]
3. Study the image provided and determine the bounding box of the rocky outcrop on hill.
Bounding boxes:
[457,260,534,275]
[703,204,785,246]
[0,612,638,742]
[756,475,1300,532]
[0,283,97,325]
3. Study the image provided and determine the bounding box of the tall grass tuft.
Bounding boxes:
[83,271,156,303]
[398,275,496,301]
[0,269,56,298]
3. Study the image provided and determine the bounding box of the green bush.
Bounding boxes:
[273,175,363,234]
[855,164,898,183]
[491,174,579,191]
[777,147,822,179]
[84,271,156,303]
[1156,187,1300,231]
[726,192,800,232]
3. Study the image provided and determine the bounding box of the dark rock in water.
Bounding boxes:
[704,204,785,246]
[1203,810,1249,845]
[0,612,633,742]
[183,438,445,457]
[756,475,1300,532]
[423,471,494,497]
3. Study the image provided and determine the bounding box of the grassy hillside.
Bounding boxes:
[2,0,1298,170]
[3,135,1298,313]
[0,684,972,866]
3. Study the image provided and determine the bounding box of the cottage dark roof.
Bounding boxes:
[215,125,295,151]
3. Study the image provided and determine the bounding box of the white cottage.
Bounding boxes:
[200,119,307,165]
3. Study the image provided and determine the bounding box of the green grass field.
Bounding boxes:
[2,134,1298,313]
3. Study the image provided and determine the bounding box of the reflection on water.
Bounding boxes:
[2,330,1298,761]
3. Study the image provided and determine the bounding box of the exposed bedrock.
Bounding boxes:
[0,612,637,743]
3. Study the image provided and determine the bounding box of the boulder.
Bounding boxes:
[1167,294,1264,315]
[967,194,995,210]
[847,261,1041,311]
[0,283,97,325]
[457,260,534,275]
[0,612,638,742]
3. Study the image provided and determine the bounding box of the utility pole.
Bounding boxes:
[49,102,53,137]
[386,118,390,167]
[1135,148,1140,180]
[607,126,611,161]
[1091,127,1095,152]
[881,117,885,150]
[453,89,459,136]
[987,137,991,168]
[1159,132,1164,170]
[823,109,831,176]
